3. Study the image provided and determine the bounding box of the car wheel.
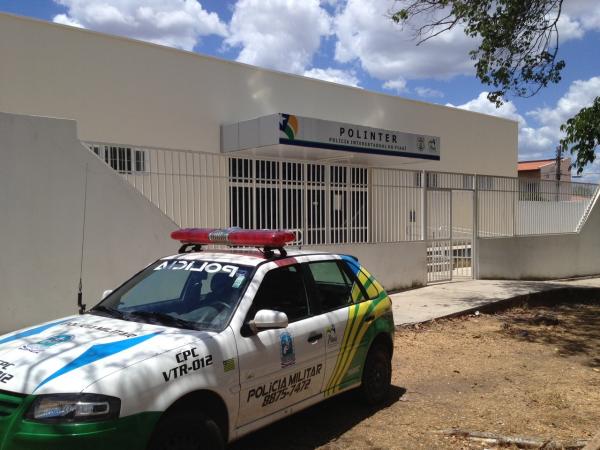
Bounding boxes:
[148,411,225,450]
[359,345,392,405]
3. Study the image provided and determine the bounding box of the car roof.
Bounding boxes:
[161,248,348,267]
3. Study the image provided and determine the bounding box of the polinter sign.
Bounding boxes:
[278,113,440,160]
[221,113,441,161]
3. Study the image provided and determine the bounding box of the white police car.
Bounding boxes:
[0,228,394,450]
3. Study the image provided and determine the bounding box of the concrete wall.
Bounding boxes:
[0,112,178,333]
[478,192,600,279]
[0,13,517,176]
[306,242,427,291]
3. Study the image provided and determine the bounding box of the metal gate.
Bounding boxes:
[427,189,452,282]
[426,188,474,283]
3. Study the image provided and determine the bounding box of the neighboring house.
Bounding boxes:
[518,158,572,182]
[517,158,572,201]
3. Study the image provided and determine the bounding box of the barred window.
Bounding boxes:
[88,144,146,174]
[228,158,368,245]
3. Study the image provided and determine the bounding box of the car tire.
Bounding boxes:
[359,345,392,405]
[148,411,225,450]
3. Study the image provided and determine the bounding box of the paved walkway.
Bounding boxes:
[391,277,600,326]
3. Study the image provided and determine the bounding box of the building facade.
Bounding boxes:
[1,13,598,333]
[0,13,518,176]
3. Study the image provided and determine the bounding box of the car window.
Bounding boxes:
[94,259,252,331]
[341,261,379,302]
[120,268,188,307]
[250,265,310,322]
[307,261,354,312]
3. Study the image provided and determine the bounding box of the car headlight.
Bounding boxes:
[26,394,121,423]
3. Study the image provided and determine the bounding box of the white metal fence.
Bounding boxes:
[86,143,599,245]
[476,175,598,237]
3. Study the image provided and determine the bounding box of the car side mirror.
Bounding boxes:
[248,309,288,334]
[102,290,113,300]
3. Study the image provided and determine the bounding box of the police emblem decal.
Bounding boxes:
[20,334,74,354]
[326,325,338,345]
[280,331,295,368]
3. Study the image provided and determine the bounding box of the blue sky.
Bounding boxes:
[1,0,599,179]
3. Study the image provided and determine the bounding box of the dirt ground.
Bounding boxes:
[232,300,600,449]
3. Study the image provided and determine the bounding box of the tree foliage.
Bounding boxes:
[392,0,565,106]
[391,0,599,173]
[560,97,600,174]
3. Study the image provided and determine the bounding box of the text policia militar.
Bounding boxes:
[247,364,322,407]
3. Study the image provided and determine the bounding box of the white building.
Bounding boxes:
[0,13,598,332]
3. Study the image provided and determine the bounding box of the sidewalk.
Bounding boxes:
[390,277,600,326]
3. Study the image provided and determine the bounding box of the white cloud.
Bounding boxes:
[519,76,600,155]
[303,68,361,87]
[561,0,600,37]
[449,76,600,177]
[415,86,444,98]
[574,159,600,183]
[331,0,600,92]
[556,13,585,41]
[447,92,525,124]
[447,92,553,157]
[383,79,408,93]
[52,0,227,51]
[334,0,475,84]
[226,0,331,74]
[528,77,600,131]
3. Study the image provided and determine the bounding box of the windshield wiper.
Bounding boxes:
[123,311,200,330]
[88,305,124,319]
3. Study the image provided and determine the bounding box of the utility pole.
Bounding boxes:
[555,145,562,202]
[555,145,562,182]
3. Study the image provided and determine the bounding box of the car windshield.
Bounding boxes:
[90,259,253,331]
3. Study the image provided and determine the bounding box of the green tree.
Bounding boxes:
[560,98,600,173]
[391,0,599,174]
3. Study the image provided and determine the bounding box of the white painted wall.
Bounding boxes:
[0,13,517,176]
[0,112,178,333]
[478,192,600,279]
[306,242,427,291]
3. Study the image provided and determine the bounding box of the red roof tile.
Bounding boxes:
[518,159,555,171]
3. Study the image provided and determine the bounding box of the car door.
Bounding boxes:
[302,258,372,397]
[235,264,327,427]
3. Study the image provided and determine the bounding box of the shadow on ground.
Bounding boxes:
[230,385,406,450]
[499,300,600,367]
[439,282,597,311]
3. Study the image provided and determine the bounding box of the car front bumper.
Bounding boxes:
[0,393,160,450]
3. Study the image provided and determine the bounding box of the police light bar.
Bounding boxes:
[171,228,296,248]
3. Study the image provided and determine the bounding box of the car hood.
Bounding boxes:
[0,314,210,395]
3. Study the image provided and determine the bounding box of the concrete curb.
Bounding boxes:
[395,285,600,329]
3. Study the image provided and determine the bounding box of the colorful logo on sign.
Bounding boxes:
[279,114,298,140]
[20,334,74,354]
[280,331,295,368]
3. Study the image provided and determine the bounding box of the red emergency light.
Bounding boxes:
[171,228,296,248]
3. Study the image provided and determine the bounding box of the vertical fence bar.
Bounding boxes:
[472,174,479,280]
[421,170,427,241]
